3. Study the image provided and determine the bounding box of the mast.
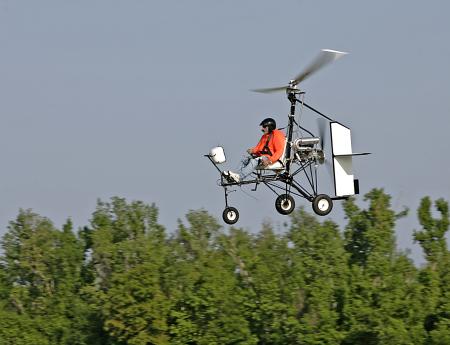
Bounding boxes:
[285,89,301,174]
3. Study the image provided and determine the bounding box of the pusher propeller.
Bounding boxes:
[317,118,327,151]
[252,49,348,94]
[317,118,334,181]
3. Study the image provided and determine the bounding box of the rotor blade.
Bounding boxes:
[250,86,289,94]
[251,49,348,93]
[293,49,348,86]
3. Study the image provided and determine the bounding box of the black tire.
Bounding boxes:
[275,194,295,215]
[223,207,239,224]
[312,194,333,216]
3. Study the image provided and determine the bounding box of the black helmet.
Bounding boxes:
[260,118,276,132]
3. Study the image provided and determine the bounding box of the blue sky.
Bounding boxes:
[1,0,450,265]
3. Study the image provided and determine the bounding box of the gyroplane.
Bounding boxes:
[205,50,370,224]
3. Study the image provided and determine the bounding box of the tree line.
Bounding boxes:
[0,188,449,344]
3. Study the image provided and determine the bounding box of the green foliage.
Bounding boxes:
[414,197,450,343]
[414,197,449,264]
[341,189,426,345]
[0,191,448,344]
[0,210,107,344]
[84,197,169,344]
[343,188,408,268]
[87,197,166,290]
[286,207,348,344]
[168,210,256,345]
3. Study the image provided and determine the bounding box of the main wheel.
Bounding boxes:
[312,194,333,216]
[275,194,295,215]
[223,207,239,224]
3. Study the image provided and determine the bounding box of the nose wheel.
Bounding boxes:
[223,207,239,224]
[312,194,333,216]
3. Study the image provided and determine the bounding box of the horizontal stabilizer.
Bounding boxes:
[334,152,371,157]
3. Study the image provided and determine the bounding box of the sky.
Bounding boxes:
[1,0,450,265]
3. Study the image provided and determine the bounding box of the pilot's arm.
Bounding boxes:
[247,148,270,166]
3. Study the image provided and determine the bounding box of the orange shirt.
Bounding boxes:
[252,129,286,163]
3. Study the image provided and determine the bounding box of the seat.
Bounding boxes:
[255,139,287,171]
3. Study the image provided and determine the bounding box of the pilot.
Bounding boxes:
[224,118,286,183]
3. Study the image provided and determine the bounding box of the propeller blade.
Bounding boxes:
[317,118,334,182]
[293,49,348,86]
[317,118,327,151]
[250,86,289,94]
[325,160,334,183]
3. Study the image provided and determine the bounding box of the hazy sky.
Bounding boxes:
[1,0,450,265]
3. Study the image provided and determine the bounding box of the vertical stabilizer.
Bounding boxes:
[330,122,355,196]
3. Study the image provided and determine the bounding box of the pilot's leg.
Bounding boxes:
[236,157,260,180]
[235,157,250,174]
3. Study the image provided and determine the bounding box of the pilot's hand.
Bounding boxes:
[247,149,254,154]
[263,159,271,167]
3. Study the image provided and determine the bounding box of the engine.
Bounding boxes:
[293,137,325,165]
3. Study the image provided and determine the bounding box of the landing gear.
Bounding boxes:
[275,194,295,215]
[223,207,239,224]
[312,194,333,216]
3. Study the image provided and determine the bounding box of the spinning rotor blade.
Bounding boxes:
[251,86,290,94]
[251,49,348,93]
[293,49,348,86]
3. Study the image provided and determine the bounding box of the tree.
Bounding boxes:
[241,220,294,345]
[84,197,170,344]
[0,210,105,344]
[286,206,349,344]
[168,209,256,345]
[414,197,450,344]
[341,189,425,345]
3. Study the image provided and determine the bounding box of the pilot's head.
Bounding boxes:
[260,118,276,134]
